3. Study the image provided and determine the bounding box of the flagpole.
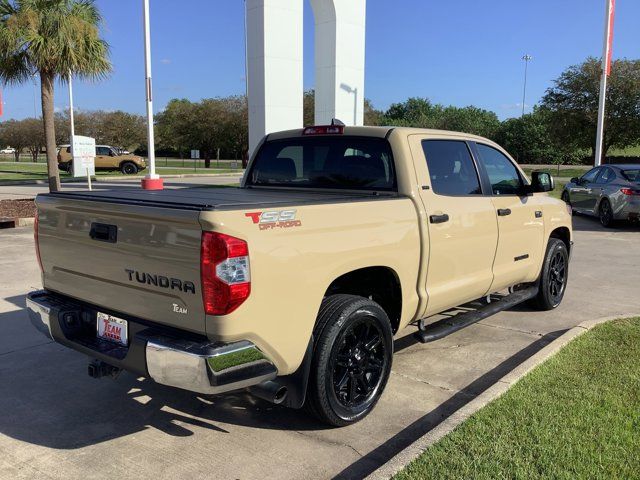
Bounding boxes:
[594,0,615,167]
[141,0,163,190]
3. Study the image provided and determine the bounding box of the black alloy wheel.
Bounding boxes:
[329,317,387,411]
[306,294,393,426]
[599,199,614,228]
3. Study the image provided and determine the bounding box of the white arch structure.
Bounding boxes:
[246,0,366,154]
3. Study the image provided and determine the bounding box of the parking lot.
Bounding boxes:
[1,215,639,480]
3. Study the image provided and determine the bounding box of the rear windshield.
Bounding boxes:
[622,169,640,182]
[247,136,396,191]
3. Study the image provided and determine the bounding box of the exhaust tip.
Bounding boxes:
[273,386,288,405]
[249,381,288,405]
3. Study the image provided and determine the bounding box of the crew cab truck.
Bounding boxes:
[28,126,572,426]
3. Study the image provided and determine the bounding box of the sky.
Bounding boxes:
[1,0,638,121]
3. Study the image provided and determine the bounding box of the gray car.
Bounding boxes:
[562,164,640,227]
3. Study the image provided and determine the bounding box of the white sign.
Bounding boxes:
[72,136,96,178]
[191,149,200,159]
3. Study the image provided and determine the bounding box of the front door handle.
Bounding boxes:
[429,214,449,224]
[497,208,512,217]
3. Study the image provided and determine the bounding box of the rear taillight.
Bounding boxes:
[34,211,43,273]
[621,188,640,196]
[201,232,250,315]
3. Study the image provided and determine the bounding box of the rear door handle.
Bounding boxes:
[429,214,449,224]
[497,208,512,217]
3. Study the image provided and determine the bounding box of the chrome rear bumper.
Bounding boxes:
[26,290,277,395]
[145,336,277,394]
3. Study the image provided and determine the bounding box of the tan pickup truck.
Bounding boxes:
[58,144,146,175]
[28,126,572,426]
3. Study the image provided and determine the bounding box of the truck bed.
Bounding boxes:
[46,186,394,211]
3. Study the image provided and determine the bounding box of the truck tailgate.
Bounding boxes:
[36,194,205,334]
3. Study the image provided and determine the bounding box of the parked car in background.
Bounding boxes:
[0,147,16,155]
[562,164,640,227]
[57,145,146,175]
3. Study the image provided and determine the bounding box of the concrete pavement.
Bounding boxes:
[0,174,243,200]
[0,215,638,480]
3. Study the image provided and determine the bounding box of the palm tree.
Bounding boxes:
[0,0,111,191]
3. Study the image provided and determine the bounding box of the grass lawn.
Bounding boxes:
[523,167,588,179]
[395,317,640,480]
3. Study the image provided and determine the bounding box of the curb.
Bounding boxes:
[366,313,640,480]
[0,216,34,228]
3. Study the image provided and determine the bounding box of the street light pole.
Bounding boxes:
[595,0,616,167]
[141,0,163,190]
[68,72,75,160]
[521,54,532,117]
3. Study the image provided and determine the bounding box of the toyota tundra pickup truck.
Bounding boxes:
[27,126,572,426]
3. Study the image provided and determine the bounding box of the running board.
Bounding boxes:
[414,286,539,343]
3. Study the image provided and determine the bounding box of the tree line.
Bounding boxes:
[2,57,640,167]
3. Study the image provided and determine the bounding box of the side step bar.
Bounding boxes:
[414,286,539,343]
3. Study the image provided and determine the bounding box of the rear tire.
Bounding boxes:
[305,294,393,427]
[599,198,615,228]
[532,238,569,311]
[121,161,138,175]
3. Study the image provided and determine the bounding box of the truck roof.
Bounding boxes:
[267,125,496,144]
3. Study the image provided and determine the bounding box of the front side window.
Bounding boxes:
[476,144,523,195]
[581,167,600,183]
[247,136,396,191]
[421,140,482,195]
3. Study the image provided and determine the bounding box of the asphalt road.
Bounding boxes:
[0,175,244,201]
[1,215,639,480]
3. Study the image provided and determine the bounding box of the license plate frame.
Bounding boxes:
[97,312,129,346]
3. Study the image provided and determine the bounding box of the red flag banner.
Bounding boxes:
[605,0,616,76]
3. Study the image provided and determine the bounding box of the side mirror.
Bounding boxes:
[531,171,555,193]
[570,177,579,184]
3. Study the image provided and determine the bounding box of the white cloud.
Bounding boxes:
[161,58,171,65]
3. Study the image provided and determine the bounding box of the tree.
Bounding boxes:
[22,117,44,162]
[495,107,580,168]
[0,0,111,191]
[384,97,500,139]
[0,119,30,161]
[156,99,198,158]
[542,57,640,163]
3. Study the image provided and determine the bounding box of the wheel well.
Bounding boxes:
[324,267,402,333]
[550,227,571,254]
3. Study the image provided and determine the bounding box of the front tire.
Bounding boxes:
[561,191,574,215]
[121,161,138,175]
[532,238,569,311]
[306,294,393,427]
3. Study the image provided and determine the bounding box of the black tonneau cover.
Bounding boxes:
[45,186,395,211]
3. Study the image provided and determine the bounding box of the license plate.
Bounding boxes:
[97,312,128,346]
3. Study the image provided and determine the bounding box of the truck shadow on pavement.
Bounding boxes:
[0,293,565,478]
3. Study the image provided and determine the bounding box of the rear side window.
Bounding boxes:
[247,136,396,191]
[596,167,615,184]
[421,140,481,196]
[622,169,640,182]
[476,144,523,195]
